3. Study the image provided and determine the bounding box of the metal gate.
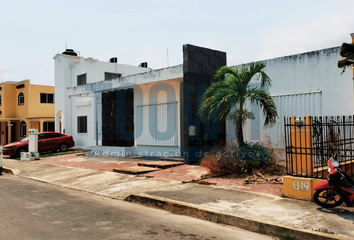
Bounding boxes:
[284,115,354,178]
[136,102,178,147]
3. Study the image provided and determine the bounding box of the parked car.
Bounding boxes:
[0,155,2,174]
[2,132,75,158]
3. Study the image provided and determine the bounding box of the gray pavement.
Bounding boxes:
[3,158,354,240]
[1,175,273,240]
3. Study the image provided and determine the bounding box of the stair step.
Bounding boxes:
[113,166,158,175]
[138,161,185,169]
[159,157,185,162]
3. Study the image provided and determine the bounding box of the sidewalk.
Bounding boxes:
[2,155,354,240]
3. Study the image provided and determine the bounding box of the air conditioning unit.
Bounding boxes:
[139,62,148,68]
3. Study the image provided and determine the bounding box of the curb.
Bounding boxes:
[125,193,346,240]
[2,166,19,175]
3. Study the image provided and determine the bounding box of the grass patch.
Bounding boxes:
[314,228,334,234]
[281,234,295,240]
[14,149,86,160]
[279,193,288,198]
[39,150,84,158]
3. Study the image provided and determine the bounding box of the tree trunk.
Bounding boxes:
[236,113,246,147]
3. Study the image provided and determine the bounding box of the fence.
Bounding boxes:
[136,102,178,147]
[284,115,354,179]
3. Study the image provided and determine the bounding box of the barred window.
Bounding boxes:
[40,93,54,103]
[77,74,87,86]
[77,116,87,133]
[18,92,24,105]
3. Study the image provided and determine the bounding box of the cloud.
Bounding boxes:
[200,39,221,51]
[199,39,243,66]
[227,54,243,66]
[136,49,169,69]
[259,1,354,60]
[0,65,15,81]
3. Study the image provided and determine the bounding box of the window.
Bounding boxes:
[40,93,54,104]
[77,116,87,133]
[46,133,61,138]
[38,134,46,140]
[105,72,121,80]
[18,92,24,105]
[20,121,26,137]
[43,121,55,132]
[77,74,87,86]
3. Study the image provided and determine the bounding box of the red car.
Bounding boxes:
[2,132,75,158]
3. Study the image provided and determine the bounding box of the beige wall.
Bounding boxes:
[28,84,55,118]
[0,80,55,143]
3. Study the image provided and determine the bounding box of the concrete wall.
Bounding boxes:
[0,83,16,118]
[182,44,227,163]
[226,47,354,148]
[28,84,55,118]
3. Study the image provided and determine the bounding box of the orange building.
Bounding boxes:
[0,79,55,145]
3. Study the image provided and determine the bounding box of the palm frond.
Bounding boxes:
[198,62,278,146]
[258,90,278,127]
[214,66,239,81]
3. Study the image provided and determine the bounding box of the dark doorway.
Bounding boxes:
[11,122,16,142]
[102,89,134,146]
[5,122,16,144]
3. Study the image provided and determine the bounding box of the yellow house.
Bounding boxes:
[0,79,55,145]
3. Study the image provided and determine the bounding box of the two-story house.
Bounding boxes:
[0,79,55,145]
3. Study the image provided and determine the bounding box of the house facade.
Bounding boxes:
[53,50,152,148]
[0,79,55,145]
[56,40,354,162]
[55,46,226,161]
[227,46,354,148]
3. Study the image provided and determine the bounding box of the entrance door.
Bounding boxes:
[11,122,16,142]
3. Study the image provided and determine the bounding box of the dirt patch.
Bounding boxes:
[141,165,209,182]
[37,153,284,196]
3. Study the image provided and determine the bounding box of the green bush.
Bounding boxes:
[200,143,278,176]
[236,143,272,172]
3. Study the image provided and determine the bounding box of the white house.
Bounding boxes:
[56,45,226,162]
[227,46,354,148]
[53,50,151,148]
[54,38,354,163]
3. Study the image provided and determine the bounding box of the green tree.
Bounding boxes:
[198,62,277,147]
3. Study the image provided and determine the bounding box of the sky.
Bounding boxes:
[0,0,353,86]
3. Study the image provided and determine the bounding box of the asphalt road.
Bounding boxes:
[0,174,275,240]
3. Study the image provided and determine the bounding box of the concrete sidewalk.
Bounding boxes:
[2,158,354,240]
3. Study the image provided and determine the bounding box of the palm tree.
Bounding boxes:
[198,62,277,147]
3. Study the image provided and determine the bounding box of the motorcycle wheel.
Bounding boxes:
[313,189,343,208]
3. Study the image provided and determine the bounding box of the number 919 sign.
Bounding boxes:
[293,180,310,192]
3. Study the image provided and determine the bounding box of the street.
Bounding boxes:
[0,175,275,240]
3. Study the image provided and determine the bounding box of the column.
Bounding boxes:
[39,119,44,132]
[7,120,11,143]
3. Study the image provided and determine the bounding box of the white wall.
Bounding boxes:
[135,80,182,152]
[54,53,151,148]
[64,64,183,149]
[227,47,354,148]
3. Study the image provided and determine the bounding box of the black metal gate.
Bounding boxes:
[284,116,354,179]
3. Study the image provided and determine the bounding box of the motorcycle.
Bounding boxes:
[313,154,354,208]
